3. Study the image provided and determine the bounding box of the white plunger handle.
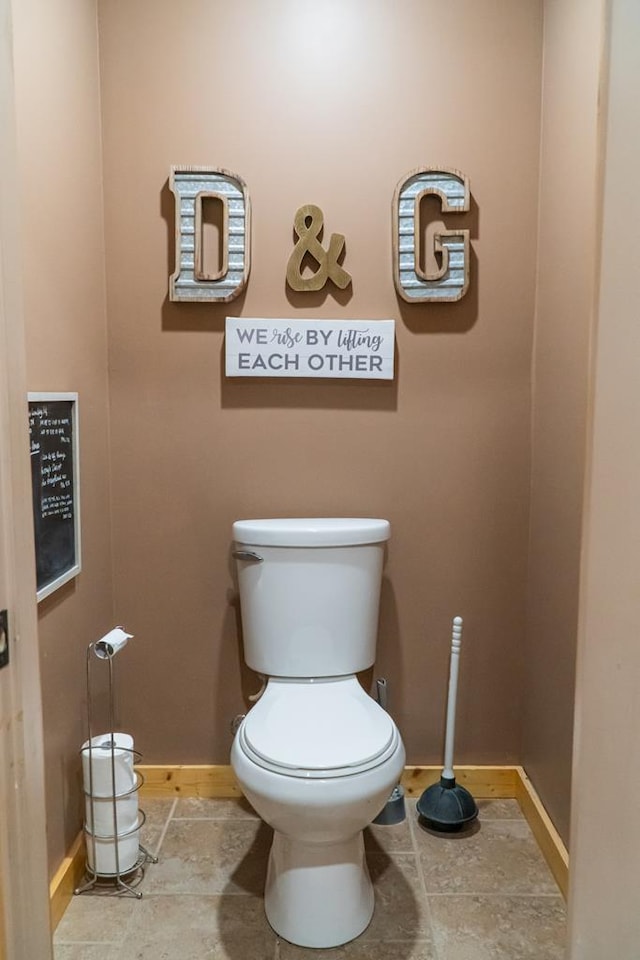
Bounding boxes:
[443,616,463,780]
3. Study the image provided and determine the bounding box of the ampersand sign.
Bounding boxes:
[286,204,352,292]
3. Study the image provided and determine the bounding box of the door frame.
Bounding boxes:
[0,0,53,956]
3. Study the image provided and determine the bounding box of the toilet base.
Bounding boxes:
[264,830,374,948]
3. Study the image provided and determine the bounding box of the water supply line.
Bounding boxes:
[372,677,406,825]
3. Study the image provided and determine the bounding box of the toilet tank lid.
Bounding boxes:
[233,518,390,547]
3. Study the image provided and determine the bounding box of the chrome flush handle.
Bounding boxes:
[232,550,264,563]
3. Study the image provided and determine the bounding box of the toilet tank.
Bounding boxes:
[232,518,390,677]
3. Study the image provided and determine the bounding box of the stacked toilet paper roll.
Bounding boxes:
[82,732,140,875]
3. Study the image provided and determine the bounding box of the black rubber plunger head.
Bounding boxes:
[416,775,479,832]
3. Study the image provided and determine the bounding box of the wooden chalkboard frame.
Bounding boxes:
[28,392,81,601]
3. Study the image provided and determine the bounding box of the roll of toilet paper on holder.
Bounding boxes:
[86,790,139,839]
[94,626,133,659]
[85,825,140,876]
[82,732,140,875]
[82,732,136,797]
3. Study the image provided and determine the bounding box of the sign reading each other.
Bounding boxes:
[225,318,395,380]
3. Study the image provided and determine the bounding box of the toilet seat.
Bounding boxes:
[239,676,398,779]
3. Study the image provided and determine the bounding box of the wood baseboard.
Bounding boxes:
[138,763,242,798]
[400,764,520,799]
[135,763,521,801]
[514,765,569,899]
[50,764,569,929]
[48,831,85,932]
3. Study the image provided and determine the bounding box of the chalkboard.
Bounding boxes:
[28,393,81,601]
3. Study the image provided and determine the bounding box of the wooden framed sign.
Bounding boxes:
[28,393,81,601]
[225,318,395,380]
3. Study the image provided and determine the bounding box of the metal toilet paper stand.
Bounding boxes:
[75,634,157,898]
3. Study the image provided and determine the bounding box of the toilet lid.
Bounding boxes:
[233,518,390,547]
[241,677,396,777]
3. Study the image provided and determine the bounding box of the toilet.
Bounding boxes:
[230,518,405,949]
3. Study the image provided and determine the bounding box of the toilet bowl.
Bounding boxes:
[230,518,405,948]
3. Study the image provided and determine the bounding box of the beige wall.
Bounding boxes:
[523,0,605,843]
[569,0,640,953]
[11,0,113,871]
[97,0,543,768]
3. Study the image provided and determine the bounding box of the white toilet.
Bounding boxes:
[230,518,405,949]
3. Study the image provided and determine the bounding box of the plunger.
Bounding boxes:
[416,616,478,831]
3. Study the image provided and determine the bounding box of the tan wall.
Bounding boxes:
[98,1,543,766]
[569,0,640,953]
[523,0,605,844]
[11,0,113,871]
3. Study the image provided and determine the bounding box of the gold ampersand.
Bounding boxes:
[286,204,352,292]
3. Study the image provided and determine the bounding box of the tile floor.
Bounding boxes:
[54,795,567,960]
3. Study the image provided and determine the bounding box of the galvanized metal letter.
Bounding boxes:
[169,166,251,302]
[393,167,470,303]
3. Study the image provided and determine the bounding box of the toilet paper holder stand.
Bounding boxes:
[75,635,158,899]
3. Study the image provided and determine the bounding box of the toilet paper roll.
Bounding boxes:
[94,626,133,659]
[85,791,139,838]
[82,732,139,839]
[82,732,136,798]
[85,826,140,876]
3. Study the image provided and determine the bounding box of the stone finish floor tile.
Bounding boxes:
[118,936,274,960]
[173,796,260,820]
[414,818,560,896]
[278,939,437,960]
[139,798,175,855]
[364,815,413,854]
[142,818,272,895]
[362,853,435,943]
[54,893,139,945]
[54,796,566,960]
[54,947,120,960]
[115,894,277,960]
[476,798,524,820]
[429,894,567,960]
